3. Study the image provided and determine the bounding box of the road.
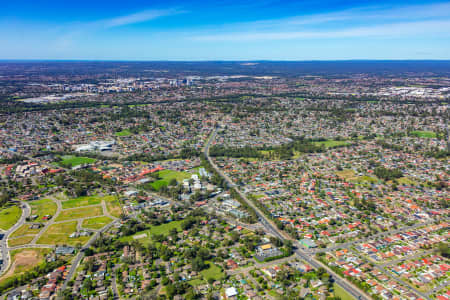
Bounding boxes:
[348,248,431,300]
[61,218,120,290]
[313,219,437,255]
[0,201,31,276]
[226,255,296,276]
[30,197,62,245]
[204,126,372,300]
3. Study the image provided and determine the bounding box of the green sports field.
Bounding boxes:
[115,129,132,136]
[410,130,436,138]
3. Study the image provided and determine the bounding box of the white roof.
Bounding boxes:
[225,287,237,297]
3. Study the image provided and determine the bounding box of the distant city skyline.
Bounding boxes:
[1,0,450,60]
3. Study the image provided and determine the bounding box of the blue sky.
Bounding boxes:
[1,0,450,60]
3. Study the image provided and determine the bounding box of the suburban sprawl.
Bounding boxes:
[0,61,448,300]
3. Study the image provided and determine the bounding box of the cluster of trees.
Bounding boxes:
[125,147,199,163]
[376,140,403,151]
[209,137,326,161]
[425,149,449,159]
[438,243,450,258]
[0,155,26,164]
[209,145,262,158]
[0,260,66,294]
[0,190,11,207]
[374,166,403,181]
[120,219,147,236]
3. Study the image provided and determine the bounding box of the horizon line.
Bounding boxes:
[1,59,450,63]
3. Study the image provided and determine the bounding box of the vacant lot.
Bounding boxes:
[29,198,57,221]
[10,223,41,237]
[59,155,96,167]
[36,221,89,246]
[82,216,113,230]
[410,130,436,138]
[55,206,102,222]
[0,205,21,230]
[62,195,102,209]
[8,235,35,247]
[0,248,51,283]
[151,170,191,190]
[104,196,122,218]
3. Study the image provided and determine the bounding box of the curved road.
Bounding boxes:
[204,126,372,300]
[0,201,31,276]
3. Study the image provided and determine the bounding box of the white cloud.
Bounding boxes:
[193,20,450,41]
[99,8,185,28]
[190,2,450,41]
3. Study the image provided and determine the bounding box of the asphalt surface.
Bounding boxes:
[204,126,371,300]
[0,201,31,276]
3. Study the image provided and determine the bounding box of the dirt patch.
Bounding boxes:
[1,249,41,280]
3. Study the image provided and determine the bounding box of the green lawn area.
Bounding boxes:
[59,155,96,167]
[10,224,41,237]
[151,169,192,191]
[333,283,355,300]
[29,198,57,221]
[115,129,132,136]
[122,220,183,245]
[62,195,102,209]
[103,195,122,218]
[396,177,418,186]
[336,170,378,183]
[200,262,225,281]
[410,130,436,138]
[55,206,103,222]
[188,279,205,286]
[82,216,113,230]
[36,221,89,246]
[8,235,35,247]
[355,175,378,183]
[0,205,22,230]
[313,140,351,148]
